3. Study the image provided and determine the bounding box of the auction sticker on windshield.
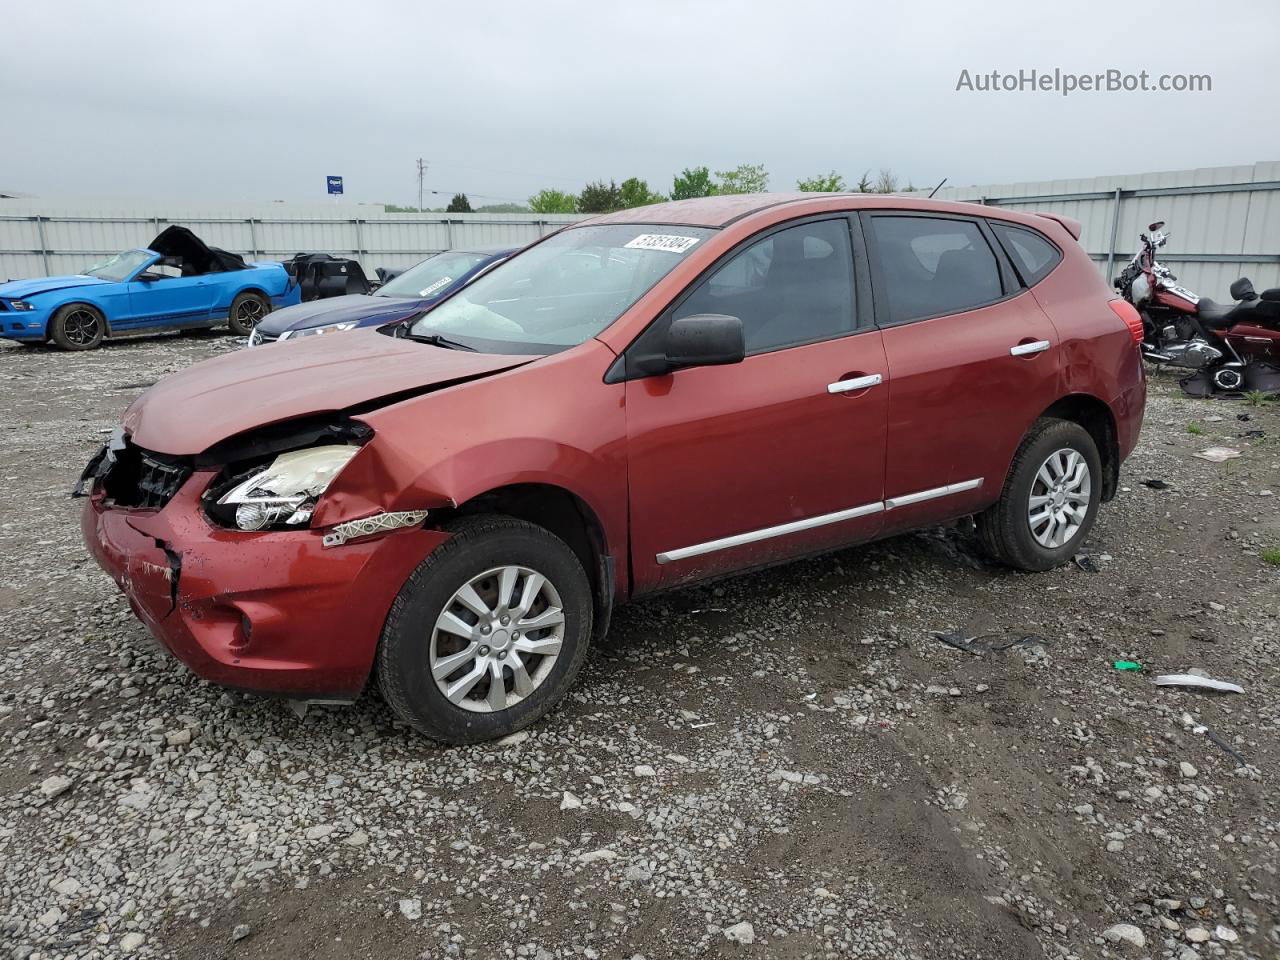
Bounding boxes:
[623,234,701,253]
[422,276,453,296]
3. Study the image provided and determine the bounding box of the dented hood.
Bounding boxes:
[122,329,537,456]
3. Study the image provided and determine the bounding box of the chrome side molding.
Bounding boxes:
[884,477,983,509]
[656,479,984,564]
[656,501,885,564]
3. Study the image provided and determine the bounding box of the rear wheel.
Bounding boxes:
[49,304,105,350]
[377,516,593,744]
[227,291,270,336]
[976,418,1101,571]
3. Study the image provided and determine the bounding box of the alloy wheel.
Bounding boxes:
[429,565,565,713]
[63,308,101,346]
[237,299,266,328]
[1027,447,1091,548]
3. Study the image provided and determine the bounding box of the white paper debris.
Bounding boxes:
[1193,447,1241,462]
[1153,673,1244,694]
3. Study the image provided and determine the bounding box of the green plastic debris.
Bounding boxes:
[1113,660,1142,672]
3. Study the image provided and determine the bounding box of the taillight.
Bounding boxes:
[1108,298,1144,344]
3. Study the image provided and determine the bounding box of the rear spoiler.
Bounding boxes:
[1034,212,1082,241]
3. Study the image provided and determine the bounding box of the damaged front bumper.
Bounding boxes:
[81,471,449,697]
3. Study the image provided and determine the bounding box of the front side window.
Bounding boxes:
[409,224,715,353]
[867,216,1002,324]
[674,218,855,354]
[989,222,1062,286]
[84,250,153,282]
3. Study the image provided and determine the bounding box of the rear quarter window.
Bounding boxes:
[989,222,1063,287]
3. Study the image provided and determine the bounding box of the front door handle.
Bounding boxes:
[1010,339,1051,357]
[827,373,882,394]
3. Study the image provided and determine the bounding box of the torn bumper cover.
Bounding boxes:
[81,472,449,697]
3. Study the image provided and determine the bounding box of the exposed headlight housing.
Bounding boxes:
[8,300,35,311]
[278,321,359,341]
[213,445,360,531]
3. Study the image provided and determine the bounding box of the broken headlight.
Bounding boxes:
[209,445,359,531]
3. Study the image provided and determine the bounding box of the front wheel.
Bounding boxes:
[976,418,1102,571]
[227,291,270,336]
[49,304,105,350]
[377,516,593,744]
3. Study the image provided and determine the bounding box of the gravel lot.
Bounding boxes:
[0,332,1277,960]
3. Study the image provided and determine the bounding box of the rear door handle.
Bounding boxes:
[827,373,882,394]
[1009,339,1051,357]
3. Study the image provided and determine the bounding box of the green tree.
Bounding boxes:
[577,180,623,214]
[528,189,577,214]
[671,166,717,201]
[796,171,847,192]
[619,177,665,208]
[715,163,769,195]
[855,170,873,193]
[445,193,472,213]
[475,203,531,213]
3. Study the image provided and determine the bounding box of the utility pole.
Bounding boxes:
[417,158,427,212]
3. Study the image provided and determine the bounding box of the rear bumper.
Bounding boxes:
[81,472,448,697]
[1115,371,1147,463]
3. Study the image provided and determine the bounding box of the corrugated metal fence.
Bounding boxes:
[924,161,1280,300]
[0,202,583,281]
[3,162,1278,300]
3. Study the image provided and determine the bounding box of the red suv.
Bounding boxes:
[80,193,1145,743]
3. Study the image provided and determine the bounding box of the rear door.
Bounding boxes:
[861,212,1062,533]
[623,215,889,593]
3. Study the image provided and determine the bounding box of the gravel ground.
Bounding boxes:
[0,332,1277,960]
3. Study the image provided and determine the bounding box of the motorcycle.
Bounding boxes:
[1113,221,1280,395]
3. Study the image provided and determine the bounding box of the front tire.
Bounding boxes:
[227,291,270,336]
[377,516,593,744]
[49,304,105,350]
[977,418,1102,571]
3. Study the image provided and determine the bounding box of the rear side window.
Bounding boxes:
[674,218,855,354]
[866,216,1002,324]
[990,222,1062,287]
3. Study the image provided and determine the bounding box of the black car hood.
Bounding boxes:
[255,294,430,336]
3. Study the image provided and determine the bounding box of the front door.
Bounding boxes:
[124,255,216,328]
[623,216,889,593]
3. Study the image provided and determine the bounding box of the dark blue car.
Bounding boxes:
[248,245,516,346]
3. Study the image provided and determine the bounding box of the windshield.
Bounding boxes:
[408,224,716,353]
[377,251,492,298]
[84,250,153,282]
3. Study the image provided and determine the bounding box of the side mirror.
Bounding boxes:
[664,314,745,369]
[1229,277,1257,302]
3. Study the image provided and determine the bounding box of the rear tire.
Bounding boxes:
[227,291,270,336]
[49,304,105,350]
[377,515,593,744]
[976,418,1102,571]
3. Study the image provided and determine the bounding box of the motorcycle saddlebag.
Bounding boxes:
[1243,361,1280,394]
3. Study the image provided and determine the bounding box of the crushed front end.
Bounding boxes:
[77,428,448,698]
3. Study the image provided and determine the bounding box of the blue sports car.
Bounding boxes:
[0,226,299,350]
[248,245,516,346]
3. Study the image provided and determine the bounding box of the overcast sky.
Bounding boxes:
[4,0,1278,206]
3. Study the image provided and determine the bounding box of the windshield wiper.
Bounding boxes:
[401,329,477,352]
